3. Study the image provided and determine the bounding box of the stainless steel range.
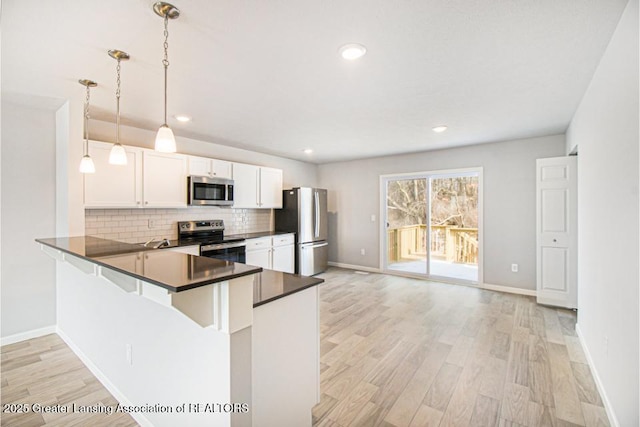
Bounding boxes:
[178,220,246,263]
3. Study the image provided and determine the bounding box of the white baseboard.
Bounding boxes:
[56,328,153,427]
[1,325,57,346]
[326,263,536,297]
[479,282,537,297]
[327,261,382,274]
[575,324,619,427]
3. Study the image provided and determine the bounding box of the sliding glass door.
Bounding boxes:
[383,169,481,283]
[385,177,428,275]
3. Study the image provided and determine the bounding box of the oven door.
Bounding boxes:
[200,241,246,263]
[188,176,234,206]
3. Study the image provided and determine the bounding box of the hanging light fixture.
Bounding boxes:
[153,2,180,153]
[108,49,130,165]
[78,79,97,174]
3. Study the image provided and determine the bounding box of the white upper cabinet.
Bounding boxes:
[232,163,283,209]
[143,151,188,208]
[187,156,232,179]
[85,141,187,208]
[84,141,282,210]
[232,163,260,208]
[260,167,283,208]
[211,159,233,179]
[84,141,143,208]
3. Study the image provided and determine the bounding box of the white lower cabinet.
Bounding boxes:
[245,238,272,270]
[245,234,295,273]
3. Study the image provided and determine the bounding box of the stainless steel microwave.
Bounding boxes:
[188,176,234,206]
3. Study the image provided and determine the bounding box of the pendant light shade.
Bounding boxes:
[108,49,130,165]
[155,125,177,153]
[79,155,96,173]
[154,2,180,153]
[109,144,128,165]
[78,79,97,174]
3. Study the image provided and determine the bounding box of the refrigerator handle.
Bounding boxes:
[302,242,328,249]
[314,191,320,238]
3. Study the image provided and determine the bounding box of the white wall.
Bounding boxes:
[89,120,318,189]
[318,135,566,290]
[1,100,58,338]
[566,0,639,425]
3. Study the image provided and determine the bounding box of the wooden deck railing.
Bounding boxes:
[387,224,478,264]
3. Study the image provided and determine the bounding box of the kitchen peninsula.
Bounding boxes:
[36,236,323,427]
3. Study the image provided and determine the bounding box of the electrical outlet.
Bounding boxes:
[126,344,133,365]
[511,263,518,272]
[360,248,366,256]
[370,214,376,222]
[604,336,609,357]
[148,219,157,229]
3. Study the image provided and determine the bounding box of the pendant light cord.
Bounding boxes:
[116,58,122,143]
[84,85,90,155]
[163,15,170,126]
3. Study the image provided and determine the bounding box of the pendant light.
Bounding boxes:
[108,49,130,165]
[153,2,180,153]
[78,79,97,174]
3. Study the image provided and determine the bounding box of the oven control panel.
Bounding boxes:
[178,220,225,233]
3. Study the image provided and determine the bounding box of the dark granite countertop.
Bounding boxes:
[36,236,262,293]
[225,230,294,240]
[137,230,295,250]
[36,236,323,305]
[253,270,323,307]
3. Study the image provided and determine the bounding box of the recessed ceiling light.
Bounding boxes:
[432,125,448,133]
[339,43,367,60]
[303,148,313,154]
[174,115,191,123]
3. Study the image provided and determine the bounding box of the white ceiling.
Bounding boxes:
[2,0,629,163]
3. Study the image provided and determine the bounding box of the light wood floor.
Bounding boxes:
[0,333,137,426]
[312,268,609,427]
[1,268,609,427]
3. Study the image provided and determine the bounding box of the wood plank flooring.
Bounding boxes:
[1,333,137,426]
[1,267,609,427]
[312,268,609,427]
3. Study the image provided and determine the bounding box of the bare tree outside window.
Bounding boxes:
[386,175,479,276]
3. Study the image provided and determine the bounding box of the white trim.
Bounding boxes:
[479,282,537,297]
[56,328,153,427]
[575,324,619,427]
[1,325,57,346]
[327,261,381,274]
[326,263,536,298]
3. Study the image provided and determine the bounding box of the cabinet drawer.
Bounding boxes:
[272,234,295,247]
[246,238,271,251]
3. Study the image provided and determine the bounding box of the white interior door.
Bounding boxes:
[536,156,578,308]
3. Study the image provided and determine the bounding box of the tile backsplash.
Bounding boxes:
[85,207,272,244]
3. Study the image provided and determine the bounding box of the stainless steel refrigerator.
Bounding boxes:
[275,188,328,276]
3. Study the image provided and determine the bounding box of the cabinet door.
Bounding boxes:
[210,159,232,179]
[84,141,143,208]
[143,151,188,208]
[187,156,211,177]
[272,244,294,273]
[246,248,271,269]
[259,167,283,208]
[232,162,260,208]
